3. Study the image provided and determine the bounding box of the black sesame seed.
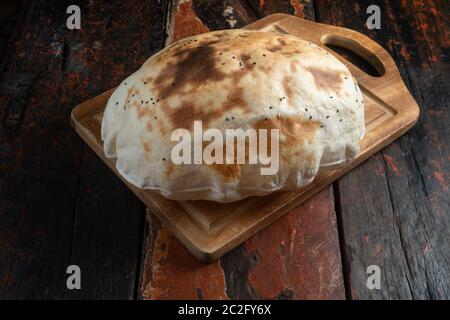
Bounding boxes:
[253,62,256,64]
[326,115,330,119]
[172,83,175,86]
[264,118,268,121]
[222,63,226,65]
[269,106,273,109]
[162,158,166,161]
[231,117,235,120]
[146,101,149,104]
[154,116,157,119]
[132,94,135,97]
[336,109,339,113]
[305,108,308,112]
[116,102,118,105]
[151,97,153,100]
[124,82,127,85]
[320,125,324,128]
[232,56,235,59]
[309,116,312,120]
[340,119,343,122]
[225,117,229,121]
[144,81,147,84]
[329,96,333,99]
[356,99,358,102]
[262,54,266,57]
[141,100,144,104]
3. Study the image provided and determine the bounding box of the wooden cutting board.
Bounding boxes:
[71,14,419,262]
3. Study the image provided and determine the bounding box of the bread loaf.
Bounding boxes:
[101,29,365,202]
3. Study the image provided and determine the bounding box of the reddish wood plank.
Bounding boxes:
[166,0,209,44]
[141,188,344,299]
[235,187,344,299]
[139,0,344,300]
[140,213,228,299]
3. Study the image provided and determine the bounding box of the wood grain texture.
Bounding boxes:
[139,0,345,299]
[315,0,450,299]
[0,0,169,299]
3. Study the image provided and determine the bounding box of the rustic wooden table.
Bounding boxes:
[0,0,448,299]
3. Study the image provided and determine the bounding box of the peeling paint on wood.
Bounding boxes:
[247,0,315,19]
[166,0,209,45]
[242,187,345,299]
[316,0,450,299]
[141,213,228,300]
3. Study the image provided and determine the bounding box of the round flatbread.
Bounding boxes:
[101,29,365,202]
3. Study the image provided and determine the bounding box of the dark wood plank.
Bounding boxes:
[0,0,169,299]
[0,0,21,60]
[139,0,345,300]
[315,0,450,299]
[192,0,259,29]
[246,0,315,19]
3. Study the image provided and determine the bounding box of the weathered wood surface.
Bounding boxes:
[0,0,170,299]
[316,0,450,299]
[139,0,345,300]
[0,0,448,300]
[141,188,343,299]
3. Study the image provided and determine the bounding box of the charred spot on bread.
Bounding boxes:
[304,66,346,92]
[152,44,227,99]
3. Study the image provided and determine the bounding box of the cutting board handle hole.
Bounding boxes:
[321,34,385,77]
